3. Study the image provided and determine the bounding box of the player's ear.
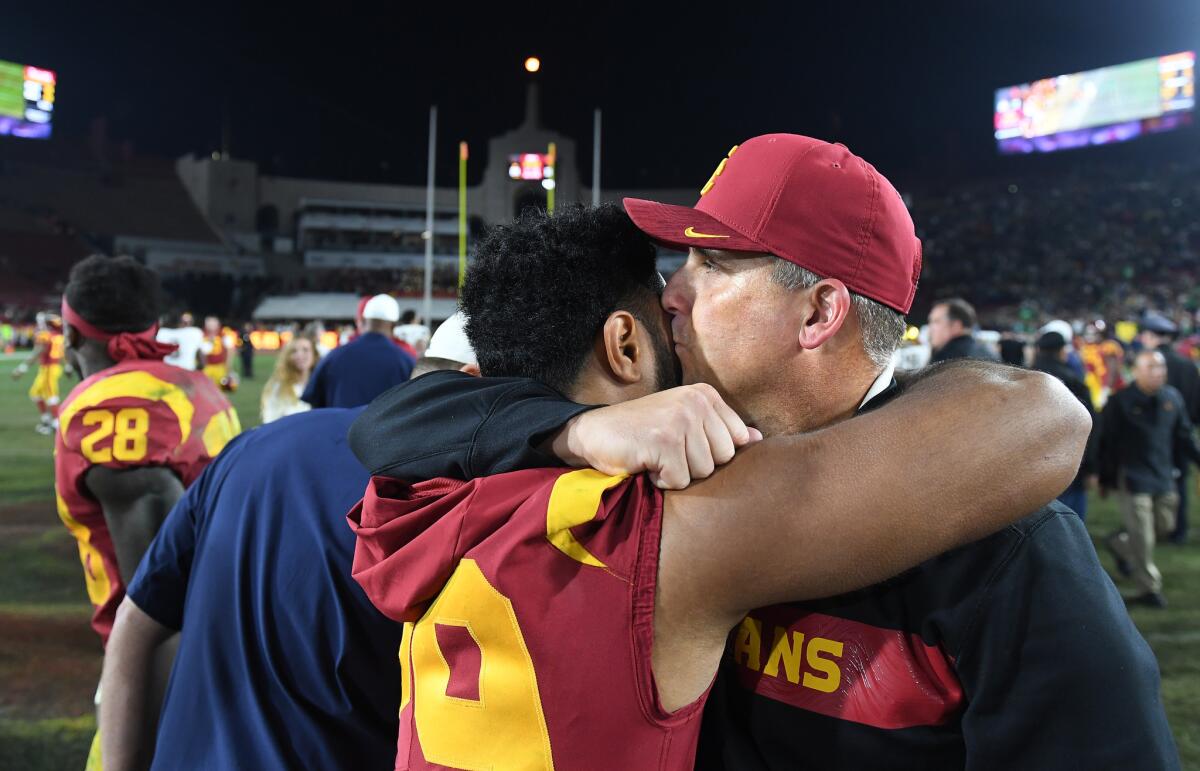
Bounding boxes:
[64,323,82,351]
[459,362,481,377]
[600,310,642,385]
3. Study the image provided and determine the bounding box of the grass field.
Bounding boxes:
[0,353,1198,768]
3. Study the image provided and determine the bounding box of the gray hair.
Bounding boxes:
[770,259,906,369]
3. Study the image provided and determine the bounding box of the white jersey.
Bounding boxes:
[394,323,431,352]
[157,326,205,370]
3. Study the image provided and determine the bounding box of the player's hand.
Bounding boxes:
[10,364,27,380]
[553,384,763,490]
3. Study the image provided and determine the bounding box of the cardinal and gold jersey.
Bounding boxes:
[29,331,65,402]
[202,332,232,384]
[36,330,64,366]
[350,468,707,771]
[54,359,240,644]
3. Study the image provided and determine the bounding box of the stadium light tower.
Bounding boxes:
[524,56,541,73]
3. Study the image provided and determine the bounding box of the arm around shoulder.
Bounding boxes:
[659,360,1091,627]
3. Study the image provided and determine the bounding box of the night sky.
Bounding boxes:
[4,0,1198,189]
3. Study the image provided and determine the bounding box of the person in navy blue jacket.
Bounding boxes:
[301,293,414,408]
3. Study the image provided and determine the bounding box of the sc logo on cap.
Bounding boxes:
[700,145,739,196]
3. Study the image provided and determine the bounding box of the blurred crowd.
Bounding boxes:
[913,157,1200,328]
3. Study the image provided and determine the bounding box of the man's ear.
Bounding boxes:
[459,362,481,377]
[796,279,853,351]
[600,310,642,385]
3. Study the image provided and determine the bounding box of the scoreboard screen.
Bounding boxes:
[507,153,554,181]
[995,52,1194,154]
[0,59,56,140]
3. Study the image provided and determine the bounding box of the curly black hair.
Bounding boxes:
[461,203,665,394]
[65,254,165,333]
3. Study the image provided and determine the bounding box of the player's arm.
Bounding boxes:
[349,370,756,487]
[85,466,185,583]
[9,344,42,379]
[100,597,179,771]
[349,371,596,479]
[101,446,223,770]
[650,361,1089,706]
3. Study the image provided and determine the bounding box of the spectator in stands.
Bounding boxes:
[157,312,204,371]
[301,294,413,409]
[1101,350,1200,608]
[1033,331,1097,520]
[929,298,997,363]
[238,323,256,380]
[261,336,319,424]
[1139,311,1200,544]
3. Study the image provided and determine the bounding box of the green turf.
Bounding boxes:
[1092,493,1200,768]
[0,355,1198,768]
[0,715,96,771]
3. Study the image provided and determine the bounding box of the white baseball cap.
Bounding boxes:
[362,294,400,323]
[1039,319,1073,344]
[424,311,476,365]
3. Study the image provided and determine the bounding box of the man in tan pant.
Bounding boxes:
[1101,349,1200,608]
[1112,487,1178,599]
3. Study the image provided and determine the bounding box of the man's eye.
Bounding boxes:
[701,259,719,273]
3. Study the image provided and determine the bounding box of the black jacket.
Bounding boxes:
[1159,344,1200,424]
[930,334,997,364]
[348,370,1177,770]
[1098,383,1200,494]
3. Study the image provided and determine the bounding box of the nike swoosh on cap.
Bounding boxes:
[684,226,730,239]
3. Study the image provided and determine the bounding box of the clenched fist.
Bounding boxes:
[550,383,763,489]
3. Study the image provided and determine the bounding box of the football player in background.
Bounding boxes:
[10,311,68,434]
[54,255,240,767]
[200,315,235,388]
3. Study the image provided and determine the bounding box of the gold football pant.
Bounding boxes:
[28,363,62,403]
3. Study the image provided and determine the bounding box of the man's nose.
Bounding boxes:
[662,269,689,315]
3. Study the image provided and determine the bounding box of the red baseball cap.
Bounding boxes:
[624,134,922,314]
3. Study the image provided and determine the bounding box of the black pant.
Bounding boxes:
[1172,466,1189,543]
[240,351,254,380]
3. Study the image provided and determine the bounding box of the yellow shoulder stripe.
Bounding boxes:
[60,371,194,445]
[545,469,628,568]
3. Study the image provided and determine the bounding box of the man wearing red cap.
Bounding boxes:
[350,136,1175,768]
